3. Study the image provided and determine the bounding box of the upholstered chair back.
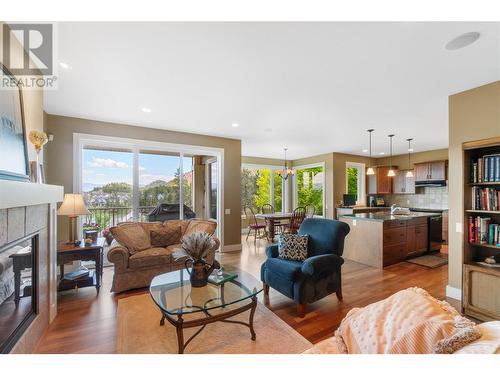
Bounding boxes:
[298,218,350,257]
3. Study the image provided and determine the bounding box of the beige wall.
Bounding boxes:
[0,22,45,163]
[241,156,284,166]
[448,81,500,291]
[45,115,242,248]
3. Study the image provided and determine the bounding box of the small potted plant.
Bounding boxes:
[83,222,100,243]
[102,227,114,246]
[174,232,220,287]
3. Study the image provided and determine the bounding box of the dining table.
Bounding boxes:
[255,212,293,241]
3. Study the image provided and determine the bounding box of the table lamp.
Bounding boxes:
[57,194,90,244]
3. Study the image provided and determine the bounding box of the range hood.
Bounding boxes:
[414,180,447,187]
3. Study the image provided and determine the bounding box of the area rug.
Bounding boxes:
[116,294,313,354]
[406,255,448,269]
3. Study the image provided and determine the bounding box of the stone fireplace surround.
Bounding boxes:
[0,180,63,353]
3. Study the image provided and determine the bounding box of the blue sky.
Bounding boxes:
[82,149,192,191]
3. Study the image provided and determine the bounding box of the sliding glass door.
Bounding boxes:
[138,151,181,220]
[82,147,134,229]
[81,144,215,236]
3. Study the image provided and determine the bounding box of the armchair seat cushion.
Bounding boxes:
[264,257,303,281]
[129,247,176,269]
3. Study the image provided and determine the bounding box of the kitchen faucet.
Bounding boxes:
[390,204,402,215]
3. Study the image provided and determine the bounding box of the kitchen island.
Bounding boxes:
[339,212,441,268]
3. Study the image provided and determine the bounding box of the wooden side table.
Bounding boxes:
[9,248,32,306]
[57,238,105,294]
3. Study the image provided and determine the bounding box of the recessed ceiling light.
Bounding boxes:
[141,107,151,113]
[59,61,71,70]
[379,152,385,155]
[362,149,368,153]
[231,123,239,128]
[264,128,273,132]
[445,32,480,51]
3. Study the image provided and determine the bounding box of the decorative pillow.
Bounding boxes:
[278,234,308,261]
[184,219,217,236]
[163,219,190,235]
[110,223,151,254]
[150,225,182,248]
[334,287,481,354]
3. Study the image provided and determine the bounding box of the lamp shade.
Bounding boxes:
[57,194,90,217]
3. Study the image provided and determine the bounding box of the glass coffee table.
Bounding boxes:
[149,266,262,354]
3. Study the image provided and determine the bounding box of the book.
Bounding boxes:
[62,269,90,281]
[469,216,499,246]
[208,271,238,285]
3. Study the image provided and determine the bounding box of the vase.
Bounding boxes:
[35,151,43,184]
[185,258,216,288]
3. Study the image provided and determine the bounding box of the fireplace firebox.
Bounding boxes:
[0,233,38,353]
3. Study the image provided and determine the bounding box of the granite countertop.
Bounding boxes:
[340,211,441,222]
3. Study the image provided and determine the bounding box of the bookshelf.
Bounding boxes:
[463,137,500,321]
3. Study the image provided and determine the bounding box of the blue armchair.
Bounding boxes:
[260,218,350,317]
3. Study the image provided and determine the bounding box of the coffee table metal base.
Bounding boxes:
[160,295,257,354]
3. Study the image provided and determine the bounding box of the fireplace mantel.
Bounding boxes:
[0,180,63,210]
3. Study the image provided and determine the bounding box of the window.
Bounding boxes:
[294,164,324,216]
[346,162,366,205]
[241,165,285,214]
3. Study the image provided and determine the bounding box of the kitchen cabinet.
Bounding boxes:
[393,169,415,194]
[368,166,394,194]
[340,214,431,268]
[406,222,428,256]
[414,161,447,181]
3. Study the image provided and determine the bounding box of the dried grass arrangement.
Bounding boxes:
[173,232,218,262]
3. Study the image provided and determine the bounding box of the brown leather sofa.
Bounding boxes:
[108,219,218,293]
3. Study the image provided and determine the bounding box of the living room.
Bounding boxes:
[1,1,500,373]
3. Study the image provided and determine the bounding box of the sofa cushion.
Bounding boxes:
[110,223,151,254]
[278,234,308,261]
[150,225,182,248]
[129,247,176,269]
[184,219,217,236]
[334,287,481,354]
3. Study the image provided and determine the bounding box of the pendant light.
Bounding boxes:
[387,134,396,177]
[276,148,295,180]
[406,138,414,178]
[366,129,375,175]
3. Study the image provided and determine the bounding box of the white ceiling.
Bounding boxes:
[44,22,500,159]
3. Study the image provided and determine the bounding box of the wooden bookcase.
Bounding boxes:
[462,137,500,321]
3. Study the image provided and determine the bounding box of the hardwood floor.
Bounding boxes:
[34,236,450,353]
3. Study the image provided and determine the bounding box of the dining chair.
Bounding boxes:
[284,206,306,234]
[305,205,315,218]
[244,206,267,242]
[261,204,274,214]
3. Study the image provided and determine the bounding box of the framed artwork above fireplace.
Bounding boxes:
[0,63,30,182]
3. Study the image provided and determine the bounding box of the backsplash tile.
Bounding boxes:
[381,186,448,210]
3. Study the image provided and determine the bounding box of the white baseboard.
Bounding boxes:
[222,244,242,253]
[446,285,462,301]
